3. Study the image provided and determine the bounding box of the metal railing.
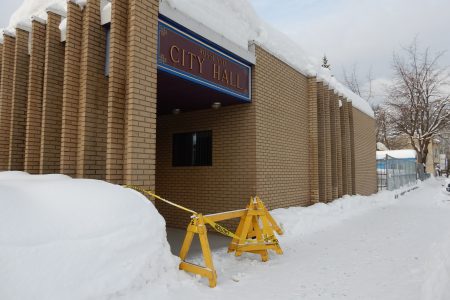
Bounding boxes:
[377,155,418,191]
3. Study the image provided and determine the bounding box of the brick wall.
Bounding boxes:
[24,20,47,174]
[340,97,352,195]
[0,35,15,171]
[324,88,332,202]
[60,2,83,176]
[77,0,108,179]
[156,105,257,228]
[40,12,65,174]
[336,96,343,197]
[308,77,319,204]
[254,45,310,209]
[106,0,128,184]
[348,102,356,194]
[353,107,377,195]
[9,28,30,171]
[123,0,159,189]
[0,43,3,80]
[329,90,339,199]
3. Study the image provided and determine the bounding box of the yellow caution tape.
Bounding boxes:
[124,185,198,215]
[124,185,277,244]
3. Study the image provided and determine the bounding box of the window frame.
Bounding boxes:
[172,130,213,167]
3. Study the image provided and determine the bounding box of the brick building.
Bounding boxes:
[0,0,377,228]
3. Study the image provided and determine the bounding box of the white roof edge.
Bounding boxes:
[250,40,315,77]
[159,2,256,65]
[3,29,16,37]
[46,6,67,18]
[31,16,47,25]
[16,23,32,32]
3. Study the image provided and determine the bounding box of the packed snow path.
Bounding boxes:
[163,179,450,300]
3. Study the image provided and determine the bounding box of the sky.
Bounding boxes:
[1,0,450,105]
[249,0,450,105]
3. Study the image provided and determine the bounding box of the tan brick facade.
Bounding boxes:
[9,29,30,171]
[254,46,310,209]
[353,107,377,195]
[40,12,65,174]
[0,0,377,228]
[60,2,83,177]
[0,35,15,171]
[156,104,256,228]
[24,20,47,174]
[77,0,108,179]
[308,77,319,204]
[123,0,159,189]
[106,0,128,184]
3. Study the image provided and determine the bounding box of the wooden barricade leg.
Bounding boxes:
[178,214,217,288]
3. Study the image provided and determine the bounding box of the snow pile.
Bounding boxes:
[0,172,181,300]
[271,190,396,242]
[376,149,417,160]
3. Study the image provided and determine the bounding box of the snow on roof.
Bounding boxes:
[161,0,374,118]
[1,0,374,118]
[376,150,417,160]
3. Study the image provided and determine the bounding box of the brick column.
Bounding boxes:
[317,82,326,202]
[124,0,159,189]
[9,28,30,171]
[324,87,332,202]
[0,34,16,171]
[40,12,65,174]
[61,1,83,177]
[0,43,3,80]
[340,97,349,195]
[106,0,128,184]
[25,20,47,173]
[329,90,338,200]
[336,96,343,197]
[308,77,319,204]
[348,102,356,195]
[77,0,108,179]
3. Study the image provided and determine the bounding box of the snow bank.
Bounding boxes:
[0,172,180,299]
[376,149,417,160]
[271,190,396,242]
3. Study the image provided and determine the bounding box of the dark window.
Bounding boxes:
[104,24,111,76]
[172,131,212,166]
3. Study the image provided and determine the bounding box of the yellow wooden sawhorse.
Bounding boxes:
[178,196,283,287]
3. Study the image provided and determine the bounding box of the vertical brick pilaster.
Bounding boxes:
[61,2,83,176]
[106,0,128,184]
[308,77,319,204]
[336,96,343,197]
[0,43,3,82]
[329,90,338,200]
[317,82,326,202]
[77,0,108,179]
[0,35,16,170]
[324,87,332,202]
[40,12,65,174]
[9,28,30,171]
[348,102,356,195]
[340,98,349,195]
[124,0,159,189]
[25,20,47,173]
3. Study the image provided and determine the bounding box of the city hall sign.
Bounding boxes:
[157,19,252,101]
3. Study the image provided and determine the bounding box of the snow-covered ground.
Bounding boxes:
[1,172,450,299]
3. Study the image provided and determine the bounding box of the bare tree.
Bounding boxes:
[386,40,450,164]
[343,64,374,102]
